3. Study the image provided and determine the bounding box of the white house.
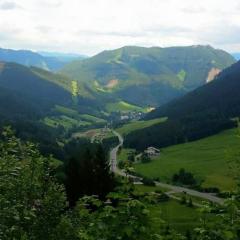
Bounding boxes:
[120,115,129,121]
[144,147,160,157]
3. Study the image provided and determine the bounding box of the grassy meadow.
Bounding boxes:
[106,101,148,113]
[134,128,240,191]
[116,117,167,136]
[134,185,201,233]
[149,200,200,233]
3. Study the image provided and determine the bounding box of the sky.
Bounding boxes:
[0,0,239,56]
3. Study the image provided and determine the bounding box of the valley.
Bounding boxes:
[0,44,240,239]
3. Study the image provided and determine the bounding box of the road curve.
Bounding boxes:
[109,130,225,205]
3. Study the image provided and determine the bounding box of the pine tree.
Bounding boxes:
[65,143,115,206]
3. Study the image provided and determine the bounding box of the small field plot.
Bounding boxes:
[116,117,167,136]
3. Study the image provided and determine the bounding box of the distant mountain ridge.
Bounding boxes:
[38,51,87,62]
[61,45,235,107]
[0,48,85,71]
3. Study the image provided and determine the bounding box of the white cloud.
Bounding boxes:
[0,1,20,10]
[0,0,239,55]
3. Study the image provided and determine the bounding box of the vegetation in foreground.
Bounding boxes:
[1,128,240,239]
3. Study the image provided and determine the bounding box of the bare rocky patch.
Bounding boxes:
[206,68,221,83]
[106,79,119,89]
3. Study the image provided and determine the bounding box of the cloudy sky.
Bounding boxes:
[0,0,239,55]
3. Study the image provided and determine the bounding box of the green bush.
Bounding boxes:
[142,177,156,186]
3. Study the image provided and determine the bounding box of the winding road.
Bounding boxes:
[109,130,124,175]
[109,130,225,205]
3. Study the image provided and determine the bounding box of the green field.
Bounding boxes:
[106,101,148,113]
[79,114,106,124]
[134,128,240,191]
[55,105,106,124]
[43,105,107,129]
[118,148,135,161]
[149,200,200,233]
[43,116,90,129]
[134,184,170,193]
[133,185,217,233]
[134,186,200,232]
[116,117,167,136]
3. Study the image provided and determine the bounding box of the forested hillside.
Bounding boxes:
[0,62,107,157]
[125,61,240,150]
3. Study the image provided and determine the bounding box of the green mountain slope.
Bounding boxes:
[61,45,235,107]
[0,62,109,156]
[0,62,73,114]
[0,62,103,115]
[124,61,240,150]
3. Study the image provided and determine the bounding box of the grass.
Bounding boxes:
[43,116,90,129]
[79,114,106,124]
[106,101,148,113]
[55,105,106,124]
[134,184,170,193]
[133,185,217,233]
[116,117,167,136]
[149,200,200,233]
[134,128,240,191]
[55,105,79,117]
[118,148,135,162]
[171,192,209,206]
[177,69,186,81]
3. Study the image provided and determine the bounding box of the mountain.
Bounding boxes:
[0,61,109,156]
[124,61,240,150]
[0,48,84,71]
[0,61,109,120]
[61,45,235,107]
[0,62,72,115]
[232,53,240,60]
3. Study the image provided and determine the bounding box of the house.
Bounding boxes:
[144,147,160,157]
[120,115,129,121]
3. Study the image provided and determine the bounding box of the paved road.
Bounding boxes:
[157,182,224,205]
[109,130,124,175]
[109,130,225,205]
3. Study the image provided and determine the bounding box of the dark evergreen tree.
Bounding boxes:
[93,145,115,199]
[65,143,115,207]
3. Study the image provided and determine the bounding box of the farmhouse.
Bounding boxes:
[144,147,160,157]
